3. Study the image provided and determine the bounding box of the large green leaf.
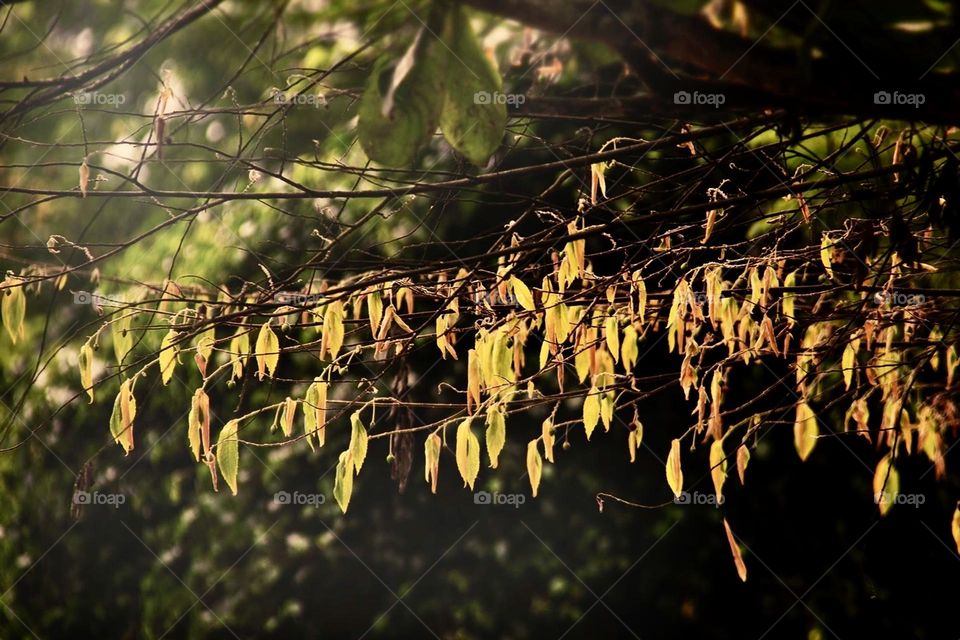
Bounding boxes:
[439,6,506,166]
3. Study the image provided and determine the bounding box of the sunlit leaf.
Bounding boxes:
[159,330,179,386]
[217,419,240,496]
[455,418,481,490]
[1,280,26,344]
[583,389,600,440]
[794,401,818,461]
[666,438,683,498]
[485,405,506,468]
[872,454,900,516]
[723,518,748,582]
[255,321,279,380]
[349,411,368,475]
[527,439,543,497]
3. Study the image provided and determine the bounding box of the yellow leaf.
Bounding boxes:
[628,420,643,463]
[542,418,555,463]
[583,389,600,440]
[820,234,834,279]
[255,321,279,380]
[604,315,620,363]
[349,412,368,475]
[666,438,683,498]
[367,290,383,335]
[621,325,638,371]
[304,379,327,448]
[794,401,819,461]
[281,397,296,437]
[736,444,750,484]
[952,506,960,554]
[217,420,240,496]
[455,418,481,490]
[511,276,535,311]
[111,313,133,365]
[1,280,26,343]
[109,379,136,454]
[600,390,615,432]
[485,406,506,468]
[159,330,179,386]
[424,433,441,494]
[590,162,607,204]
[79,341,95,403]
[229,327,250,381]
[723,518,748,582]
[710,440,727,501]
[324,301,345,360]
[873,454,900,516]
[782,270,796,321]
[527,439,543,497]
[842,342,856,390]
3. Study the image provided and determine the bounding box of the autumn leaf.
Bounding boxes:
[666,438,683,498]
[873,454,900,516]
[255,321,279,380]
[723,518,748,582]
[349,412,368,475]
[159,330,179,385]
[1,280,26,344]
[794,401,818,461]
[527,439,543,497]
[583,389,600,440]
[334,450,354,513]
[485,406,506,468]
[455,418,481,490]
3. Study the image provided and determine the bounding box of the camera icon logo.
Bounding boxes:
[674,91,692,105]
[673,491,691,504]
[474,490,492,505]
[73,491,91,505]
[274,491,291,504]
[73,291,93,304]
[474,91,491,105]
[874,91,891,105]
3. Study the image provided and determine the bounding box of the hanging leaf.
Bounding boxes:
[511,276,535,311]
[79,160,90,197]
[873,454,900,516]
[439,6,507,165]
[424,432,442,494]
[952,505,960,554]
[159,330,179,386]
[621,325,638,371]
[229,327,250,381]
[367,289,384,335]
[723,518,748,582]
[322,301,345,360]
[255,321,279,380]
[281,397,296,437]
[334,450,354,513]
[666,438,683,498]
[794,401,819,461]
[736,444,750,484]
[590,162,607,204]
[710,440,727,501]
[842,341,856,390]
[485,405,506,468]
[1,280,26,344]
[304,379,327,448]
[357,26,445,167]
[111,314,133,365]
[527,439,543,497]
[542,418,555,463]
[79,340,95,403]
[604,315,620,363]
[349,412,368,475]
[217,419,240,496]
[109,379,136,454]
[455,418,481,490]
[188,388,211,462]
[583,389,600,440]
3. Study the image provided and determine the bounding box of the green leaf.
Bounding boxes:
[217,419,240,496]
[349,411,368,475]
[873,454,900,516]
[439,6,507,165]
[334,450,354,513]
[1,280,26,344]
[485,405,506,468]
[79,341,95,403]
[112,313,133,365]
[357,28,445,167]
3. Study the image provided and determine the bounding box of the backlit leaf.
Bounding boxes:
[455,418,481,490]
[217,419,240,496]
[485,405,506,468]
[255,321,279,380]
[794,401,818,461]
[666,438,683,498]
[527,439,543,497]
[723,518,748,582]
